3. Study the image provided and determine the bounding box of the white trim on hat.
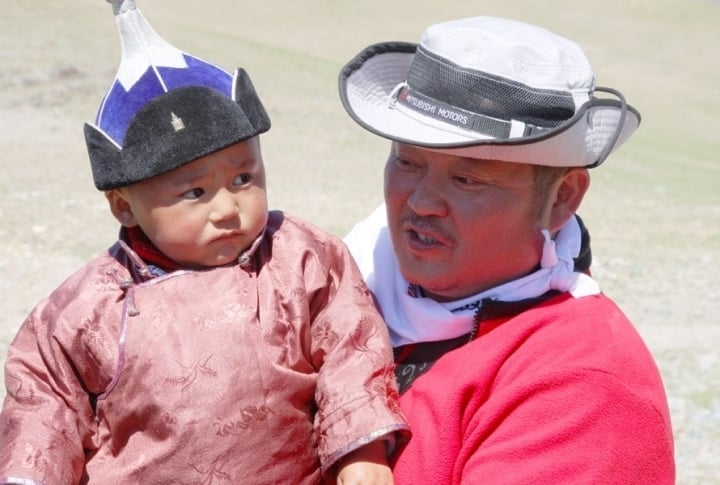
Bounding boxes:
[112,1,187,91]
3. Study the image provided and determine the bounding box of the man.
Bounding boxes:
[339,16,675,484]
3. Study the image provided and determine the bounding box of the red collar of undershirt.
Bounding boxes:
[125,226,184,272]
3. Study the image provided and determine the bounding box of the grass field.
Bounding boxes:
[1,0,719,482]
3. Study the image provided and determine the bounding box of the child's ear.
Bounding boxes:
[105,189,138,227]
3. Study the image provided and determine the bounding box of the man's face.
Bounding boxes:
[384,142,546,301]
[110,137,268,268]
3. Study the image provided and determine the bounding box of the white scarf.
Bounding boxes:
[344,204,600,346]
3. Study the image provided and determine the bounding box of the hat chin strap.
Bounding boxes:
[588,86,628,168]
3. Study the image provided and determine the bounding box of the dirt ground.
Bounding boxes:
[1,0,718,482]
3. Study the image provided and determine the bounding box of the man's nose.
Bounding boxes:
[406,175,448,217]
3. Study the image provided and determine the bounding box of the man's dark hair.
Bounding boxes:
[531,165,568,223]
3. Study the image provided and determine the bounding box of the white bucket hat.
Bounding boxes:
[338,17,640,167]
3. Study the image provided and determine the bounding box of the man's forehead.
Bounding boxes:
[394,142,533,171]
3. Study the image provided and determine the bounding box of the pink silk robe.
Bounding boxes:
[0,211,409,484]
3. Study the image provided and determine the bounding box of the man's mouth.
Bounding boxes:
[407,229,447,249]
[400,215,453,249]
[414,231,437,244]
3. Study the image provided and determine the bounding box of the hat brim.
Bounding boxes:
[86,69,270,190]
[339,42,641,167]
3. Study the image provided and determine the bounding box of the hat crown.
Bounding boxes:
[95,0,232,146]
[421,17,594,95]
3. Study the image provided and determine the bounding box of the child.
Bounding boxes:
[0,1,409,483]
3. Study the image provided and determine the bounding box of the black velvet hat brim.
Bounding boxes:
[85,68,270,190]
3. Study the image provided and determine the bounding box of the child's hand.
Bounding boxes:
[335,440,394,485]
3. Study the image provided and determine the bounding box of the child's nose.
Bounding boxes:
[208,189,240,223]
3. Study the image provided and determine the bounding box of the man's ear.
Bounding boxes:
[105,189,138,227]
[548,168,590,233]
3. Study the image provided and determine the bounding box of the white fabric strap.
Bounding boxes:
[344,204,599,346]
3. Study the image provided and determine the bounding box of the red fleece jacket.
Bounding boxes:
[392,292,674,484]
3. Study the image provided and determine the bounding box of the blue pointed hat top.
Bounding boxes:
[96,0,233,145]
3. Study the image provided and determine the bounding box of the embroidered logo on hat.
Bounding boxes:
[170,112,185,132]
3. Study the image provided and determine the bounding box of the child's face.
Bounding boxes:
[107,137,268,268]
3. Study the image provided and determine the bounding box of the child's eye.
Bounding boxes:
[182,188,205,200]
[234,173,252,186]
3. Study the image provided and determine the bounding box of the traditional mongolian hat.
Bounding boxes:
[339,17,640,168]
[85,0,270,190]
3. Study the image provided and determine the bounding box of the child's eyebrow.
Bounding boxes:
[169,156,258,186]
[169,165,210,186]
[229,157,258,169]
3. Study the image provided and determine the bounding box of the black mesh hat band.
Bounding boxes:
[392,85,551,139]
[406,46,577,129]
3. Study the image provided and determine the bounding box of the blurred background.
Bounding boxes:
[1,1,718,481]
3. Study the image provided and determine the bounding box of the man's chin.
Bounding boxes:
[400,271,454,300]
[401,271,475,303]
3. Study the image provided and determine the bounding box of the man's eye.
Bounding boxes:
[182,188,205,200]
[454,173,485,185]
[234,173,252,186]
[392,154,413,168]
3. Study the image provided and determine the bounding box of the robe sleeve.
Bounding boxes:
[307,239,410,474]
[0,300,97,484]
